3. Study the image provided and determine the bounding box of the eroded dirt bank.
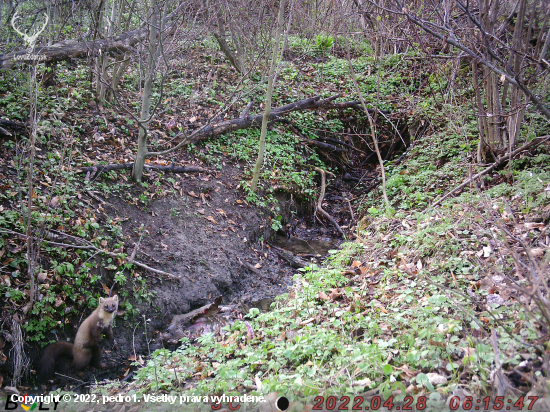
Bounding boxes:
[35,165,301,388]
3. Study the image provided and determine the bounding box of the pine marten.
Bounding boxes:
[39,295,118,377]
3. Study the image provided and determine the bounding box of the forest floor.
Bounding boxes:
[0,36,367,390]
[1,35,550,411]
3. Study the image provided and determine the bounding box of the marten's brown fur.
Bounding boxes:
[39,295,118,377]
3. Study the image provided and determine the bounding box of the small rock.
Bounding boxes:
[426,372,447,385]
[492,275,504,283]
[486,293,504,306]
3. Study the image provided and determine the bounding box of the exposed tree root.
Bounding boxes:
[314,167,343,237]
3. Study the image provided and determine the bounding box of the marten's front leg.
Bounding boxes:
[105,325,114,340]
[90,345,106,369]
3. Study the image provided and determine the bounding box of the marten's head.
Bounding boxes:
[99,295,119,313]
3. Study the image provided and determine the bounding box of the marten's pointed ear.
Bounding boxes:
[99,297,105,304]
[113,295,118,302]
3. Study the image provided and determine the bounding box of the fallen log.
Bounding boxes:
[0,31,147,70]
[0,2,188,70]
[177,95,342,146]
[148,94,369,158]
[271,245,309,269]
[161,296,223,343]
[80,95,387,172]
[0,119,27,136]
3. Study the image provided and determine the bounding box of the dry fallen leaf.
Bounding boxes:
[329,288,342,300]
[205,216,217,224]
[187,191,200,198]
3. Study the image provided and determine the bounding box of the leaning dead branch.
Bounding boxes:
[433,135,550,206]
[0,229,182,281]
